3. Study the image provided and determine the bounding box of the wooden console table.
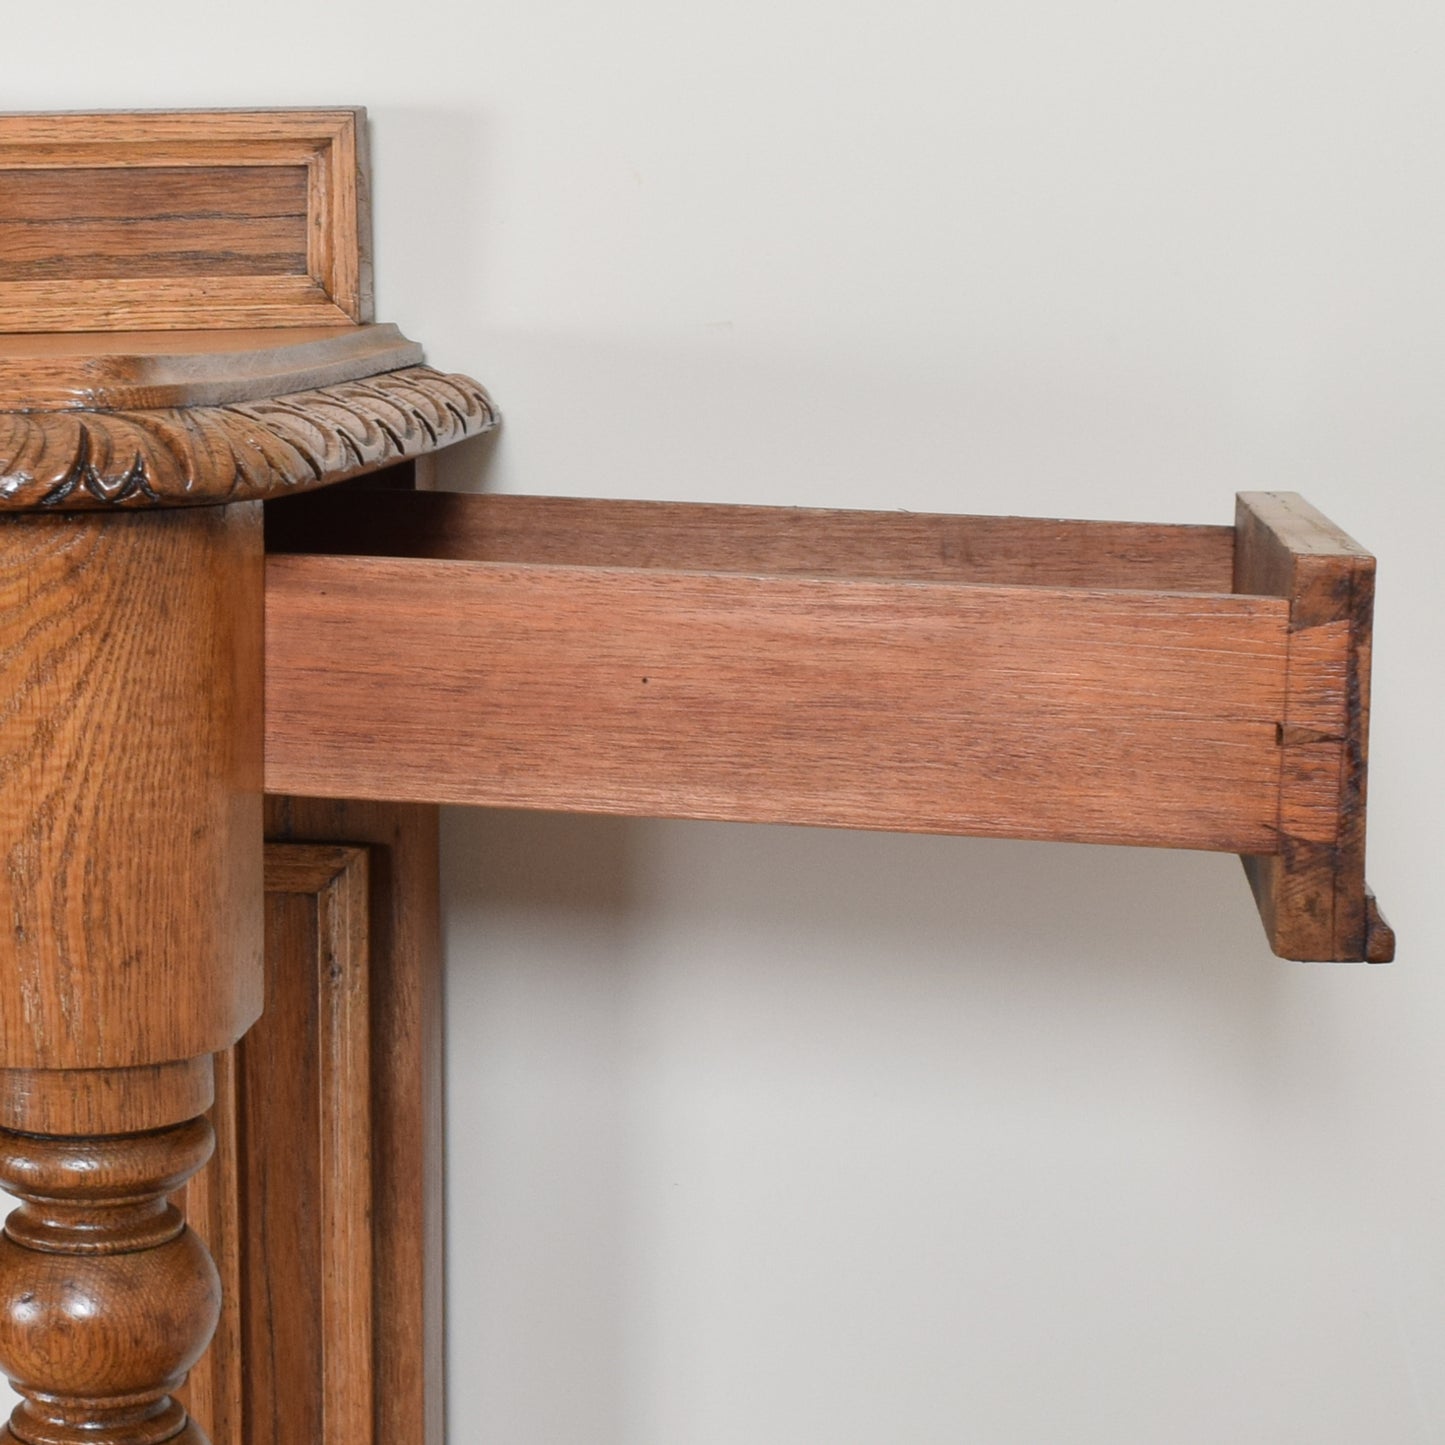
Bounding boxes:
[0,109,1392,1445]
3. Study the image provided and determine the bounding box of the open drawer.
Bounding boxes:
[263,487,1391,964]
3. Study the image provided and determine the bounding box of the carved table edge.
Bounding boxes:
[0,366,498,510]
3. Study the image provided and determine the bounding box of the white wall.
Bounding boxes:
[8,2,1445,1439]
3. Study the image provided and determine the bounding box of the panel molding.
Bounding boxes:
[181,841,374,1445]
[0,109,371,331]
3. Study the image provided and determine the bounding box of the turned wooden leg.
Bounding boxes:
[0,1061,223,1445]
[0,1119,219,1445]
[0,508,265,1445]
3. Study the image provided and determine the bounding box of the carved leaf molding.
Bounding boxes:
[0,367,498,510]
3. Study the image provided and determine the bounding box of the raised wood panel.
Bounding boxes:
[0,109,370,330]
[0,166,309,281]
[0,165,308,223]
[181,843,374,1445]
[0,216,306,281]
[262,799,445,1445]
[265,551,1290,852]
[180,802,443,1445]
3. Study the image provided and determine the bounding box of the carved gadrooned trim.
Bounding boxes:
[0,366,498,510]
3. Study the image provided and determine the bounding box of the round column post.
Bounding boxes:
[0,503,265,1445]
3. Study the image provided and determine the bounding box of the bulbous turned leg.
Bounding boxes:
[0,1116,220,1445]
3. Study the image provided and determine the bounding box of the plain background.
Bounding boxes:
[6,2,1445,1440]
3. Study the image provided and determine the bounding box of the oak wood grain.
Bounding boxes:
[0,166,309,281]
[0,109,370,331]
[265,552,1290,851]
[265,488,1239,592]
[180,1049,242,1445]
[180,845,373,1445]
[1234,492,1393,961]
[0,366,497,511]
[262,798,444,1445]
[0,324,424,411]
[0,275,351,332]
[0,1111,220,1445]
[0,505,264,1068]
[0,1058,214,1135]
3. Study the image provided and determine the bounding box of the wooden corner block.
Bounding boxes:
[1233,491,1391,962]
[0,108,372,331]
